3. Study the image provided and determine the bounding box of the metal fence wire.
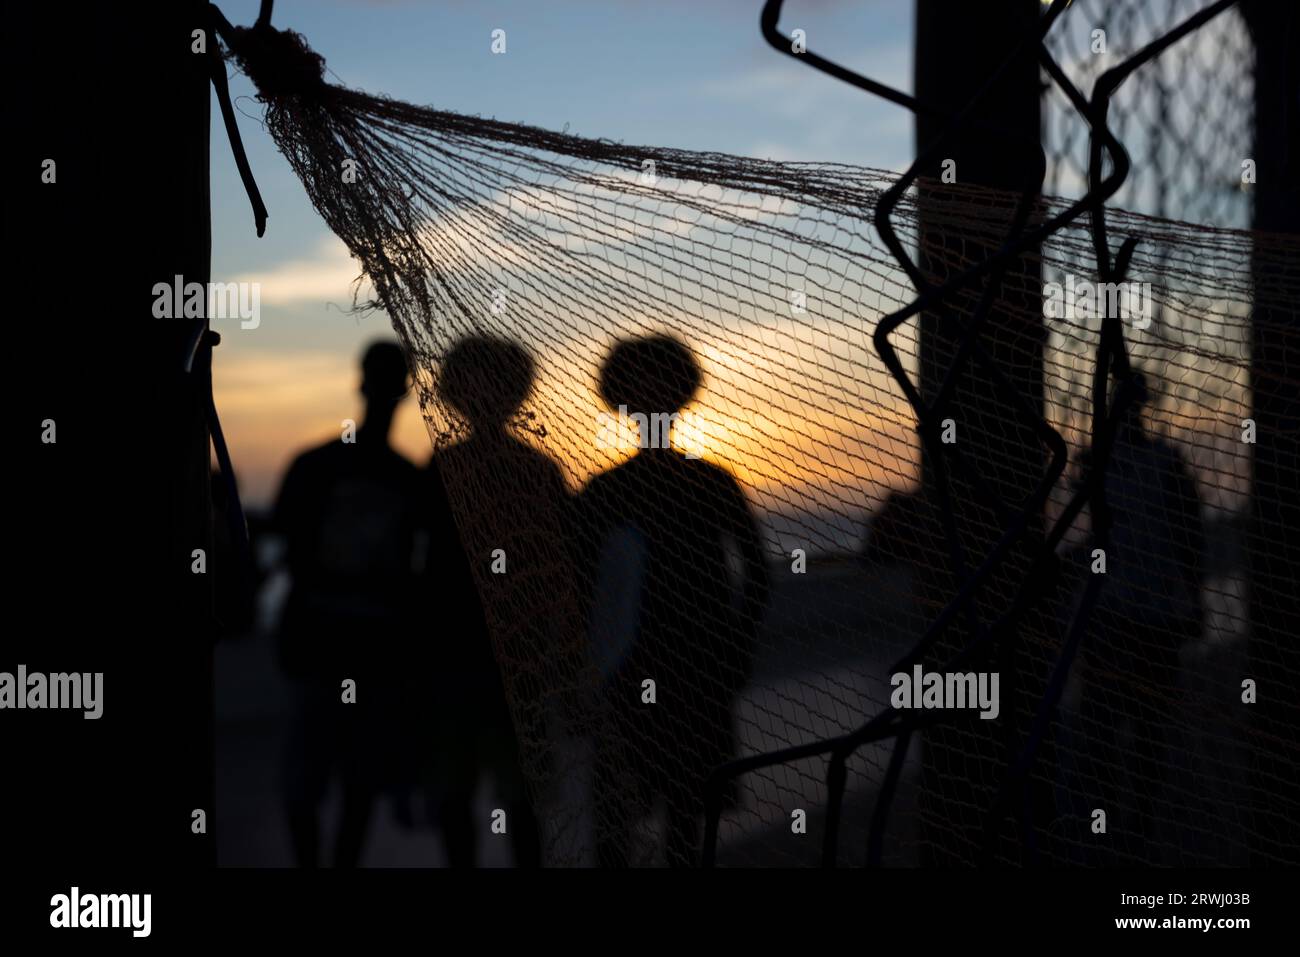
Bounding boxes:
[703,0,1283,867]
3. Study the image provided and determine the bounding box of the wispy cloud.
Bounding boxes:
[229,236,373,307]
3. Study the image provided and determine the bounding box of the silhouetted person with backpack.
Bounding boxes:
[1077,372,1203,861]
[423,335,580,867]
[274,340,423,867]
[580,334,770,866]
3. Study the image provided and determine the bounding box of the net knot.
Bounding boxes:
[227,23,327,100]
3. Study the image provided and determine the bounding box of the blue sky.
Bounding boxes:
[213,0,915,276]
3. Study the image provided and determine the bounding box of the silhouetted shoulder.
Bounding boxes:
[1150,437,1191,472]
[578,463,618,500]
[511,436,570,495]
[282,437,341,478]
[285,437,419,479]
[682,455,743,489]
[274,440,341,524]
[681,455,753,515]
[432,436,569,510]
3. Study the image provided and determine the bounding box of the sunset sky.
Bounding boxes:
[208,0,1252,549]
[210,0,915,510]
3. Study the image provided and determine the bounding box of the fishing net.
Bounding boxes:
[222,14,1299,866]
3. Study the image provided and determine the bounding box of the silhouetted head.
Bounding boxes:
[598,334,702,418]
[360,340,409,410]
[437,335,536,431]
[1114,371,1151,433]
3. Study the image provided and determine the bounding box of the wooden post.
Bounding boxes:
[913,0,1047,865]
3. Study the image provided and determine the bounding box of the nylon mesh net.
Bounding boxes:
[225,15,1299,866]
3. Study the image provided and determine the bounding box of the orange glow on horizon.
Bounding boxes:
[215,338,923,520]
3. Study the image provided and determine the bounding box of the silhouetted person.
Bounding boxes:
[579,335,770,867]
[423,336,579,867]
[1077,373,1203,861]
[274,340,423,868]
[211,467,257,640]
[862,488,939,567]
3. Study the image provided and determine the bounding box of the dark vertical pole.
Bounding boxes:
[1241,1,1300,865]
[913,0,1046,865]
[14,0,215,873]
